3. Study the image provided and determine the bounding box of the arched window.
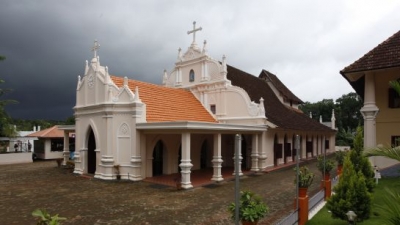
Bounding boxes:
[189,69,195,82]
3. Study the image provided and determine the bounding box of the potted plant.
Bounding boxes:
[228,190,269,225]
[316,155,335,178]
[294,166,314,197]
[114,164,121,180]
[316,155,335,198]
[335,150,346,176]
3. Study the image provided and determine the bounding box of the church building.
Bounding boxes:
[67,22,336,189]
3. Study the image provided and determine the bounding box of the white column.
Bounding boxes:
[301,135,307,159]
[251,134,259,172]
[62,131,70,166]
[258,132,268,169]
[179,132,193,189]
[130,131,142,181]
[232,135,243,176]
[211,133,224,181]
[360,72,379,149]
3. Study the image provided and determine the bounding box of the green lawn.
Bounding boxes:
[306,177,400,225]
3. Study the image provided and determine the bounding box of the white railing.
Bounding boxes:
[308,190,324,212]
[274,209,298,225]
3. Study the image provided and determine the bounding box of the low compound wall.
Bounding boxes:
[0,152,33,165]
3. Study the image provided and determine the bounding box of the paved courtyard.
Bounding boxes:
[0,158,327,225]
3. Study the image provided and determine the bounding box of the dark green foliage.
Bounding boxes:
[375,188,400,225]
[299,92,363,147]
[350,126,375,192]
[327,154,372,222]
[0,55,18,137]
[316,155,335,174]
[228,190,268,222]
[294,166,315,188]
[335,150,347,166]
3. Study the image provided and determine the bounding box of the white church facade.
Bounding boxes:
[65,22,336,189]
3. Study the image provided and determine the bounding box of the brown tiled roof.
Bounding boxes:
[341,30,400,74]
[27,126,73,138]
[111,76,216,123]
[227,65,334,132]
[259,70,303,104]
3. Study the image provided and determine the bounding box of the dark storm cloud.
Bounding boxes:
[1,0,400,120]
[0,1,173,119]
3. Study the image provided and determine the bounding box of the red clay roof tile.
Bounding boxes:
[111,76,216,123]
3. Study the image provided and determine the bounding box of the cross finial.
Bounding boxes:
[187,21,202,44]
[92,39,100,58]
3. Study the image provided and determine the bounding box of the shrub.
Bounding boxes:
[327,154,372,222]
[350,126,375,192]
[228,190,269,222]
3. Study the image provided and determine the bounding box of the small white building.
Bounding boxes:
[28,125,75,160]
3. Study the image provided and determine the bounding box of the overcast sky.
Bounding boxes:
[1,0,399,120]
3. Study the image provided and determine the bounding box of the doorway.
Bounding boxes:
[152,141,164,176]
[87,129,96,174]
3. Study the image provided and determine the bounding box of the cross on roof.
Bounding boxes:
[187,21,202,44]
[92,39,100,58]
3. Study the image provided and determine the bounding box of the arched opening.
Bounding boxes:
[292,135,296,162]
[189,69,195,82]
[273,134,281,166]
[200,140,208,169]
[87,128,96,174]
[241,135,248,170]
[152,140,164,176]
[178,145,182,172]
[283,134,288,164]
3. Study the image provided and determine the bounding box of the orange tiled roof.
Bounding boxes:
[111,76,216,123]
[27,125,74,138]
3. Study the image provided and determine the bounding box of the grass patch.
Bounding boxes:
[306,177,400,225]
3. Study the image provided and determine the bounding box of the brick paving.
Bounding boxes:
[0,158,331,225]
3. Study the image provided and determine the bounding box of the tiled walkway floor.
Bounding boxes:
[144,167,252,188]
[144,158,316,189]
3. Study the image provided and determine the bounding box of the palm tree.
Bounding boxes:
[364,145,400,162]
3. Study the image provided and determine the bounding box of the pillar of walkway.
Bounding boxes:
[62,131,70,166]
[251,134,259,172]
[257,132,268,170]
[179,132,193,189]
[301,135,307,159]
[232,135,243,176]
[211,133,224,181]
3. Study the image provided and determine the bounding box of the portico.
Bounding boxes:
[137,121,267,188]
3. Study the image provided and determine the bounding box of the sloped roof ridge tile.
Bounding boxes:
[227,65,334,132]
[341,30,400,74]
[259,69,303,104]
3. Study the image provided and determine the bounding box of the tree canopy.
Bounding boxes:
[0,55,18,137]
[299,92,363,147]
